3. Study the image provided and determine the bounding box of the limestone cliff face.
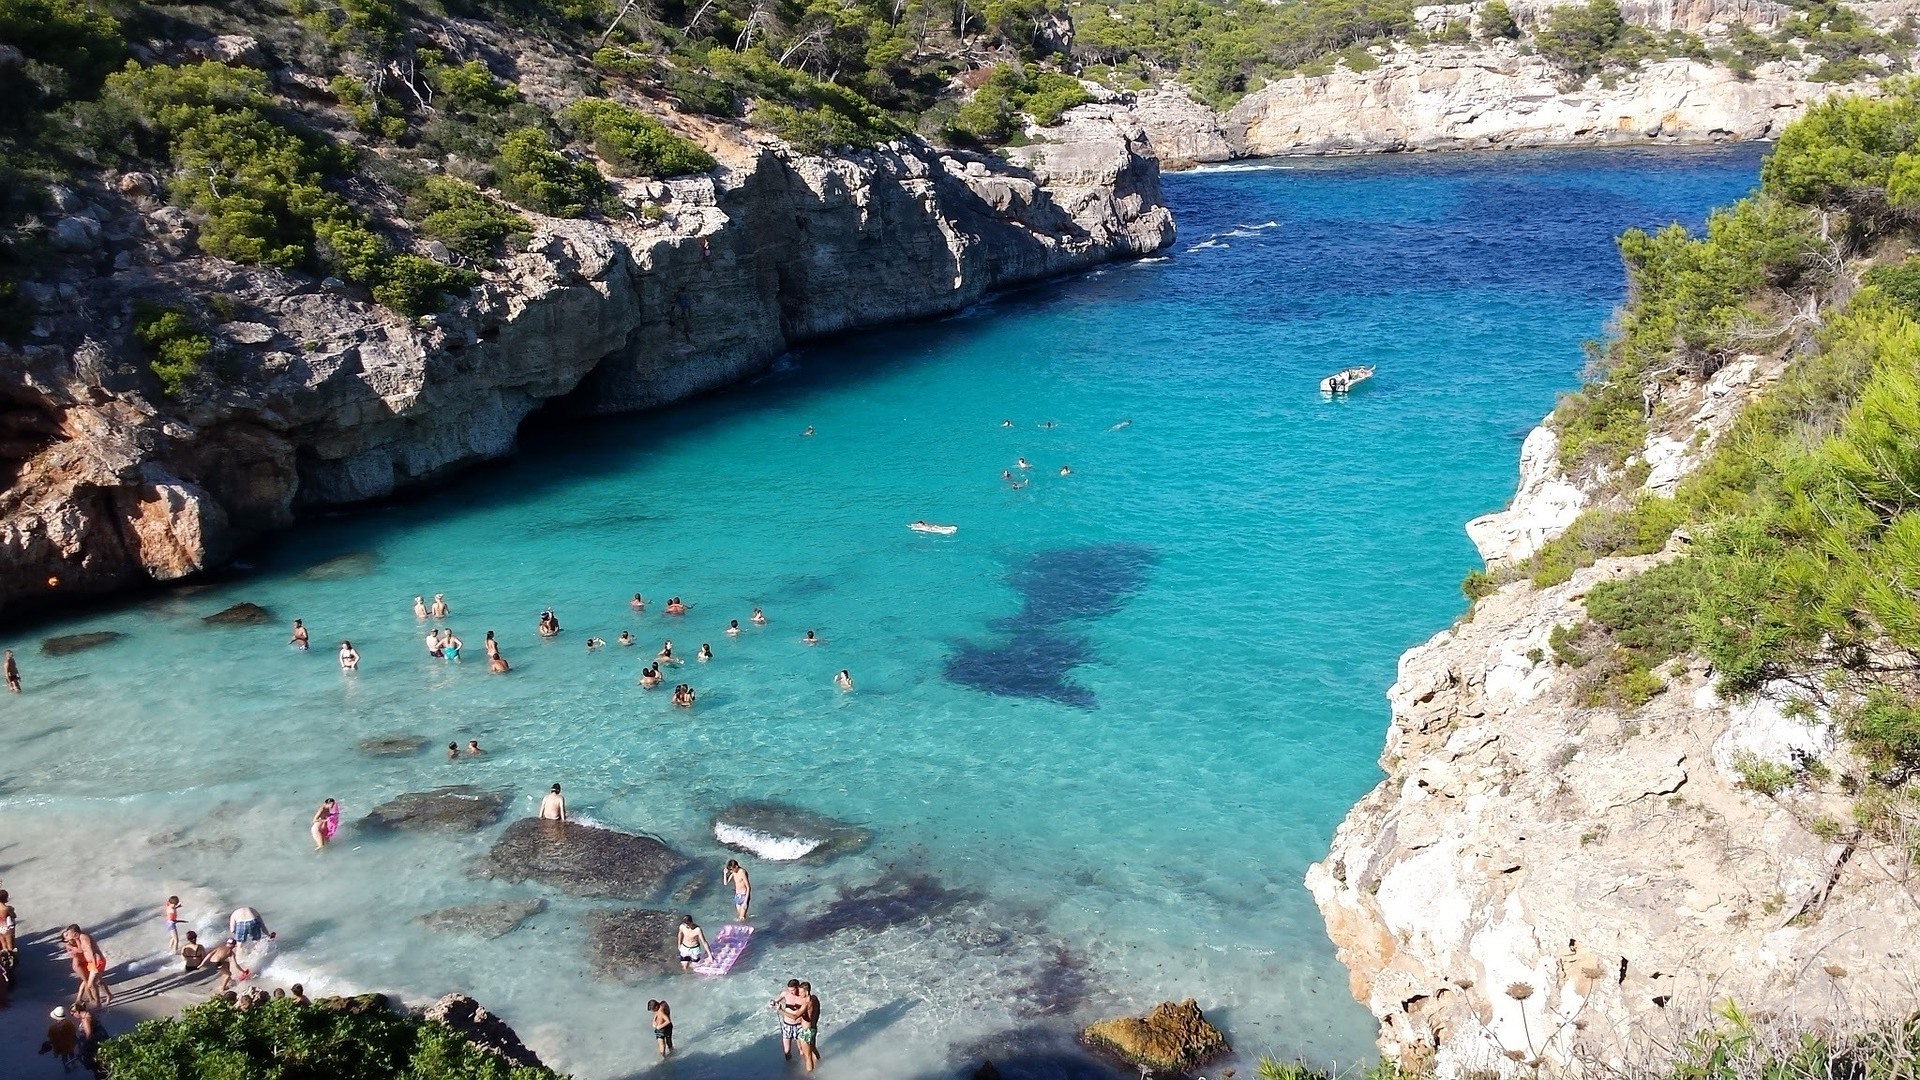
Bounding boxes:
[1307,357,1920,1075]
[0,120,1172,613]
[1229,48,1840,156]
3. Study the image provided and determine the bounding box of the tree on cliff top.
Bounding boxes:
[98,995,565,1080]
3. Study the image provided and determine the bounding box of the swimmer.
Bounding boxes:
[631,593,647,611]
[338,641,359,671]
[665,596,687,615]
[726,619,741,636]
[289,619,309,650]
[801,426,815,437]
[1041,420,1056,428]
[489,654,510,674]
[467,740,482,755]
[1001,470,1013,482]
[750,608,767,624]
[724,859,751,919]
[657,641,681,664]
[618,631,635,646]
[539,783,567,822]
[447,742,459,760]
[3,648,16,692]
[640,664,663,688]
[1059,465,1071,476]
[586,637,605,650]
[803,630,819,645]
[697,643,712,662]
[430,593,449,619]
[1109,418,1132,431]
[1000,419,1012,427]
[426,628,445,659]
[443,630,462,661]
[676,915,709,970]
[651,999,674,1057]
[835,669,853,691]
[312,797,340,849]
[672,683,696,707]
[1016,458,1030,470]
[413,596,427,619]
[537,609,561,637]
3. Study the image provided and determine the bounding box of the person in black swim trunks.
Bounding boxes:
[649,999,673,1057]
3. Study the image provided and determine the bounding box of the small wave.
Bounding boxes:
[1131,256,1170,265]
[570,813,618,830]
[1185,239,1228,252]
[714,821,823,861]
[1182,161,1298,175]
[1108,419,1132,431]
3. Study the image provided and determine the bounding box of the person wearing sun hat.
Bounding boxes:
[42,1005,79,1070]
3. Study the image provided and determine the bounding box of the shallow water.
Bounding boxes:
[1,145,1763,1079]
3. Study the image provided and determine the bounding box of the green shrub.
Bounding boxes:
[1535,0,1628,81]
[494,126,603,216]
[428,59,521,111]
[372,254,479,315]
[1584,553,1702,663]
[1732,751,1795,795]
[97,995,566,1079]
[1479,0,1519,40]
[1864,256,1920,315]
[1462,568,1499,601]
[1845,690,1920,780]
[1023,72,1091,125]
[410,177,526,263]
[0,0,125,90]
[558,98,714,177]
[133,304,211,398]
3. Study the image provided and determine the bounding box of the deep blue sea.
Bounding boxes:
[1,145,1763,1079]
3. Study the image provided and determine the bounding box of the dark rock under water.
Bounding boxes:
[712,800,871,863]
[296,551,381,580]
[945,543,1157,708]
[584,908,683,980]
[481,817,689,899]
[203,601,272,625]
[775,871,980,943]
[416,898,545,939]
[41,630,123,656]
[357,734,428,756]
[362,785,509,831]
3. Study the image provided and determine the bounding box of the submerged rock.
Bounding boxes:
[1081,999,1228,1074]
[583,908,681,980]
[41,630,123,656]
[777,871,978,943]
[296,551,380,580]
[203,601,272,624]
[420,993,547,1070]
[358,734,428,757]
[363,786,509,831]
[417,899,545,939]
[481,818,690,899]
[712,801,870,862]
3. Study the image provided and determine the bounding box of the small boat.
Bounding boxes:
[1320,366,1375,394]
[908,521,957,535]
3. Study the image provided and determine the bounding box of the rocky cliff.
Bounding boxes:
[1306,359,1920,1074]
[0,118,1171,614]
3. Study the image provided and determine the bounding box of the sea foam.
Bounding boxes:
[713,822,823,861]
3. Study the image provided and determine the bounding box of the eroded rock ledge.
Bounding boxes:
[0,118,1172,614]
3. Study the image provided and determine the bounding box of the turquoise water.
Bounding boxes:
[2,146,1762,1079]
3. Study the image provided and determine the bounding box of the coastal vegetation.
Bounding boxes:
[1498,79,1920,853]
[98,995,565,1079]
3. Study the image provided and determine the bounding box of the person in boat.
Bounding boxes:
[751,608,767,624]
[289,619,309,650]
[640,664,663,688]
[630,593,646,612]
[665,597,687,615]
[618,631,635,647]
[697,643,712,662]
[912,520,929,529]
[835,669,853,691]
[726,619,741,636]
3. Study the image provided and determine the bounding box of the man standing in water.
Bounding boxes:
[289,619,309,650]
[228,906,271,947]
[772,979,806,1061]
[539,784,567,821]
[799,981,822,1071]
[724,859,751,920]
[4,648,18,692]
[675,916,709,971]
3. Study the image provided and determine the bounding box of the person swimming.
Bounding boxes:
[835,669,853,691]
[665,597,687,615]
[537,609,561,637]
[489,654,510,673]
[657,640,682,665]
[726,619,741,636]
[801,426,815,437]
[467,740,483,755]
[1059,465,1071,476]
[430,593,449,619]
[338,641,359,670]
[586,637,605,650]
[443,631,462,661]
[630,593,647,612]
[1040,420,1056,428]
[1000,419,1013,427]
[1016,458,1030,470]
[425,629,445,659]
[618,631,635,646]
[803,630,819,645]
[447,742,459,760]
[413,596,427,619]
[640,664,662,688]
[697,643,712,662]
[751,608,767,624]
[672,684,696,707]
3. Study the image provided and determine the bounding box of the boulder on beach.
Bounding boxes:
[41,630,122,656]
[363,786,509,831]
[420,993,547,1070]
[584,908,682,980]
[481,818,690,899]
[203,601,272,625]
[358,734,428,757]
[417,898,545,939]
[712,801,870,862]
[1081,1000,1228,1074]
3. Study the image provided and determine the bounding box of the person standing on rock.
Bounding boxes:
[675,916,710,971]
[724,859,751,920]
[289,619,309,650]
[539,784,567,822]
[5,648,19,692]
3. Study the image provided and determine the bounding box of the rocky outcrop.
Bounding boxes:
[712,801,870,862]
[421,993,547,1070]
[1081,999,1228,1074]
[357,733,427,756]
[0,123,1173,615]
[1229,48,1841,156]
[41,630,122,655]
[1055,89,1234,170]
[417,898,545,938]
[481,817,690,899]
[1465,426,1586,566]
[202,600,271,624]
[583,908,682,980]
[362,786,510,831]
